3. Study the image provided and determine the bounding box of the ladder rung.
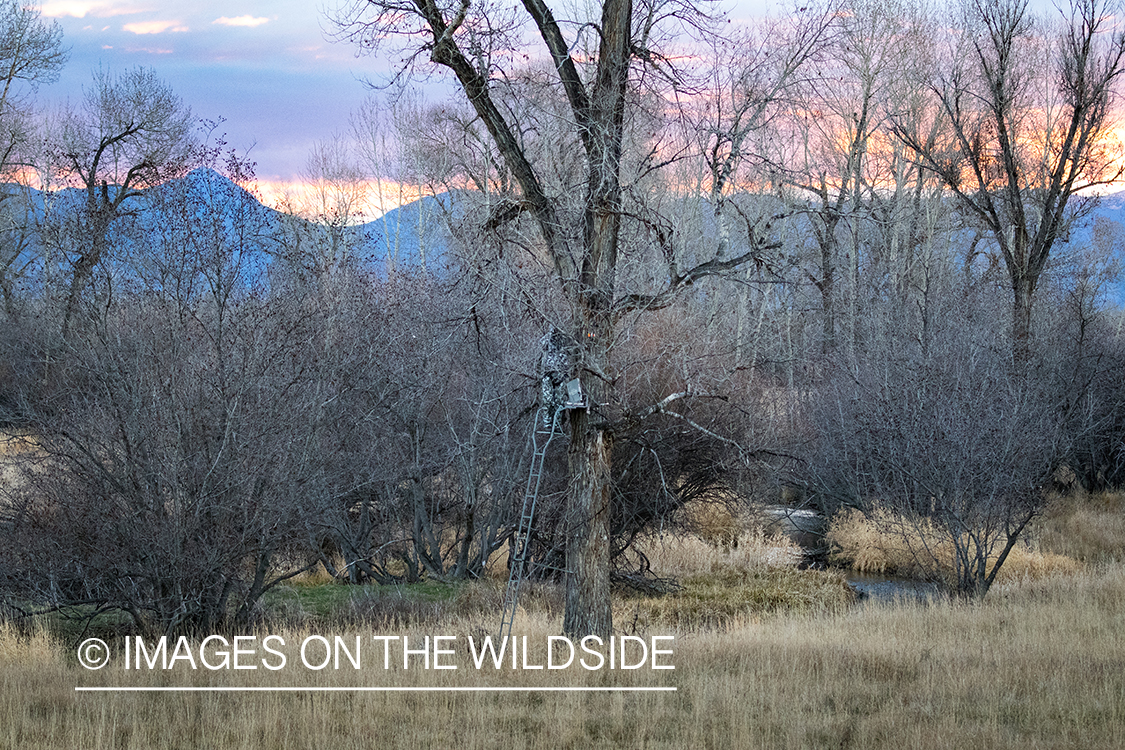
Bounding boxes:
[499,405,570,640]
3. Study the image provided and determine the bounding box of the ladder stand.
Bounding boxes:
[499,379,586,641]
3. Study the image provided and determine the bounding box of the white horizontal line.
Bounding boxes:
[75,686,676,693]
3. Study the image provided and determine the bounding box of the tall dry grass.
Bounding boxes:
[1036,490,1125,564]
[619,532,853,629]
[826,507,1084,585]
[0,429,40,495]
[632,528,803,577]
[2,566,1124,748]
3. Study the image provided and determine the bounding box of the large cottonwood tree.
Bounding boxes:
[895,0,1125,363]
[330,0,828,636]
[0,0,66,315]
[53,67,193,338]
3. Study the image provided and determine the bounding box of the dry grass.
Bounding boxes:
[4,484,1121,747]
[1035,490,1125,564]
[2,566,1123,748]
[827,507,1084,585]
[617,531,852,629]
[616,565,856,631]
[634,529,803,577]
[496,531,823,633]
[678,501,745,549]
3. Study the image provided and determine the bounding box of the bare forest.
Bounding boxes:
[2,0,1125,638]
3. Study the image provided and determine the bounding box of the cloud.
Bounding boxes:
[256,178,415,220]
[213,15,270,27]
[41,1,91,17]
[123,20,189,34]
[41,0,142,18]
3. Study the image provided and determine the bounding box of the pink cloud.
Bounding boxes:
[41,0,143,18]
[123,20,188,34]
[212,15,270,27]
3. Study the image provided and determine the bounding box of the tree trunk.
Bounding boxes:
[1012,272,1035,366]
[557,0,630,638]
[563,408,613,637]
[61,230,107,339]
[414,0,631,636]
[62,183,117,339]
[820,240,836,354]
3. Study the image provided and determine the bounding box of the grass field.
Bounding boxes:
[2,521,1124,749]
[0,429,39,496]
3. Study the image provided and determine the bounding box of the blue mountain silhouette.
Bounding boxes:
[0,167,457,293]
[4,167,1120,304]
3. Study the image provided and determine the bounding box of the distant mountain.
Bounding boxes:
[344,193,460,274]
[4,169,1121,305]
[1053,193,1125,307]
[0,168,458,294]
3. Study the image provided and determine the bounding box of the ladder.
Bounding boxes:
[498,404,565,642]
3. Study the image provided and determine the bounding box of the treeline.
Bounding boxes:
[0,168,765,631]
[2,0,1125,631]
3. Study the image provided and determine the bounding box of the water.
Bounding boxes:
[762,506,825,550]
[843,572,942,603]
[761,505,945,604]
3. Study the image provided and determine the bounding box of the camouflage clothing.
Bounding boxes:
[539,328,573,429]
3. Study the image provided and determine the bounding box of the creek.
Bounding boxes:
[842,571,942,602]
[762,505,943,603]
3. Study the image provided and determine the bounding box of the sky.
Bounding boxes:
[32,0,769,200]
[33,0,1070,209]
[36,0,383,193]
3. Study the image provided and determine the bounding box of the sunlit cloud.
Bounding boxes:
[42,0,377,183]
[257,178,422,222]
[213,15,271,27]
[41,0,143,18]
[123,20,189,34]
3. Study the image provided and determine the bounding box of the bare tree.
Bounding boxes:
[330,0,836,637]
[894,0,1125,363]
[767,0,935,359]
[297,272,532,586]
[50,66,193,338]
[0,148,327,633]
[0,0,65,174]
[692,5,836,256]
[804,285,1061,597]
[0,0,66,316]
[300,134,370,277]
[1036,219,1125,491]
